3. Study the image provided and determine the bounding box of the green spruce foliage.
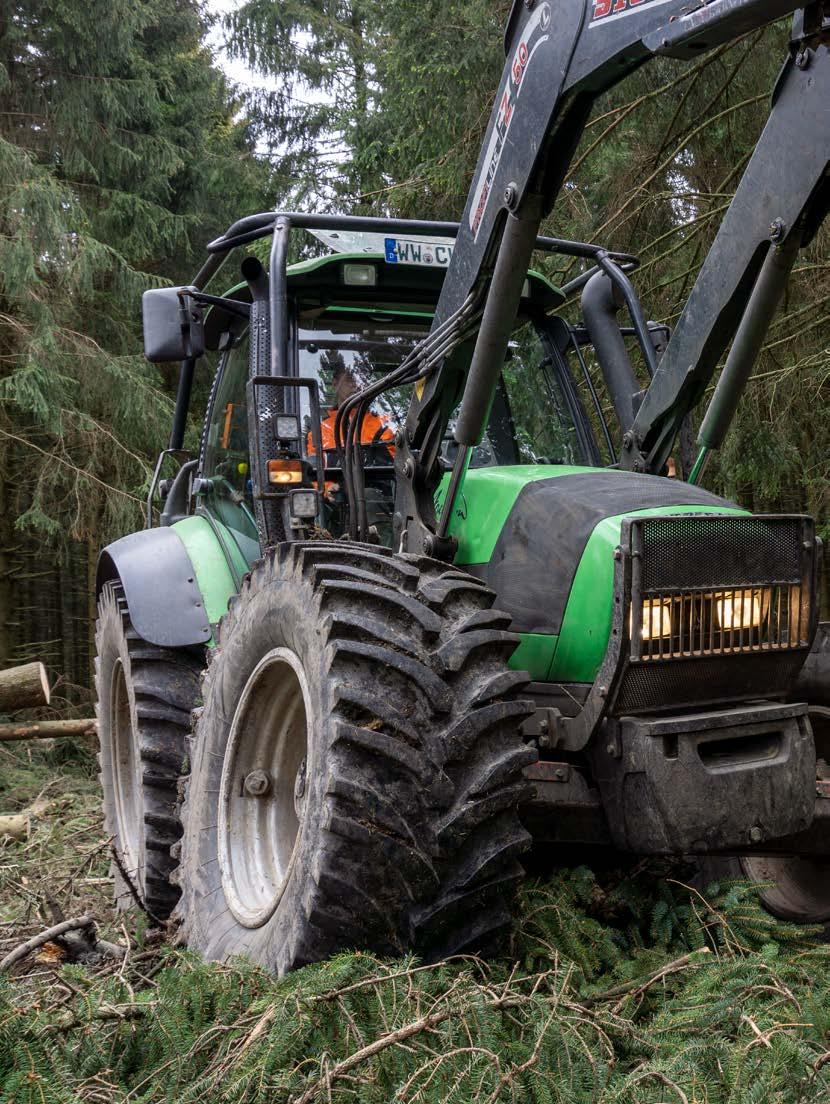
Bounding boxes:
[2,868,830,1102]
[0,0,269,685]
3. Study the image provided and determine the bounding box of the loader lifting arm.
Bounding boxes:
[393,0,825,557]
[622,6,830,479]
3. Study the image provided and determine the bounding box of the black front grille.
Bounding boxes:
[611,513,817,716]
[615,650,808,715]
[640,515,804,591]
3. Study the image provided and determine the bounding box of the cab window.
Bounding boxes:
[201,331,259,560]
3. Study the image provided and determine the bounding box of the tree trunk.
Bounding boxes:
[0,661,51,711]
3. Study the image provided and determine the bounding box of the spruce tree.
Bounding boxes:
[0,0,269,686]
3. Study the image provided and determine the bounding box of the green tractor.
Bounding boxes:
[97,0,830,969]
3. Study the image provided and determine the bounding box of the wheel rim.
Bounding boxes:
[218,647,311,928]
[110,658,143,887]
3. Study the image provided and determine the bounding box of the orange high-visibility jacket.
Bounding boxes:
[307,408,395,455]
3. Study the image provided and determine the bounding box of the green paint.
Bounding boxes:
[171,515,245,632]
[327,305,434,319]
[440,464,600,564]
[688,445,709,485]
[221,259,562,304]
[549,503,747,682]
[511,633,558,682]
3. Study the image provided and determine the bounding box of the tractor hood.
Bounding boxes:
[442,466,745,682]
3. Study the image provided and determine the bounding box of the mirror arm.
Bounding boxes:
[169,356,196,451]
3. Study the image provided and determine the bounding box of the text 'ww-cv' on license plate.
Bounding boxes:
[384,237,454,267]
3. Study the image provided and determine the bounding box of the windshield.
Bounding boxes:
[297,316,426,438]
[296,312,596,469]
[200,306,599,558]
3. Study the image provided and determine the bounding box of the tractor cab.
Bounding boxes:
[198,244,602,557]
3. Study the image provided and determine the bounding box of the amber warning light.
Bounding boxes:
[267,459,303,485]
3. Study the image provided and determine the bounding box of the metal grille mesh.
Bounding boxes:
[249,376,287,545]
[615,651,807,715]
[640,515,802,591]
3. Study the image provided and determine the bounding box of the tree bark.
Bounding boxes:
[0,717,94,741]
[0,661,51,711]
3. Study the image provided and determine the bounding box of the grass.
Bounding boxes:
[2,745,830,1102]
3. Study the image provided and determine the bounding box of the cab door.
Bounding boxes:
[199,329,261,568]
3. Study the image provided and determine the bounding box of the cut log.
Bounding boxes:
[0,814,29,841]
[0,798,52,839]
[0,718,96,742]
[0,662,51,711]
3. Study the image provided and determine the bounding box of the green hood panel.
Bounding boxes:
[439,465,746,683]
[439,464,595,565]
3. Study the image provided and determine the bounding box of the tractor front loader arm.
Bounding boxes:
[622,7,830,479]
[394,0,812,556]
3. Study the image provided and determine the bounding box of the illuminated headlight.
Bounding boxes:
[634,598,673,641]
[716,589,766,631]
[342,263,377,287]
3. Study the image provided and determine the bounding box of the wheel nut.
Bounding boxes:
[749,825,763,843]
[243,769,271,797]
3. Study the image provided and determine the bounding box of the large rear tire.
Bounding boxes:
[172,542,535,972]
[95,581,202,920]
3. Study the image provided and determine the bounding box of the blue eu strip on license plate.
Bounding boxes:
[384,238,453,267]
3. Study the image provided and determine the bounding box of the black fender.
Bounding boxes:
[96,528,212,648]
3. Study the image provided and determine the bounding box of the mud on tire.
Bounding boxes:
[96,581,203,920]
[172,542,535,973]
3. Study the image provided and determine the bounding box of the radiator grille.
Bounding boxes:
[616,651,808,715]
[639,515,803,590]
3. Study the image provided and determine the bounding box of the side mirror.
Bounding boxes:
[142,286,205,363]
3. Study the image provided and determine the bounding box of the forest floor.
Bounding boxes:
[2,742,830,1103]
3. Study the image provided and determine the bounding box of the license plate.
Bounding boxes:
[384,237,454,267]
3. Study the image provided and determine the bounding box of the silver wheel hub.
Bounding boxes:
[218,647,312,928]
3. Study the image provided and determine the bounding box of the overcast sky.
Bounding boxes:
[205,0,261,91]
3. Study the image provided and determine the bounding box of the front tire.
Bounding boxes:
[172,542,535,972]
[95,582,202,919]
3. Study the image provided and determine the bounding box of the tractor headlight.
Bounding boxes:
[715,589,767,631]
[633,598,673,641]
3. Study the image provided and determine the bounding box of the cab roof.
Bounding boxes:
[204,251,565,350]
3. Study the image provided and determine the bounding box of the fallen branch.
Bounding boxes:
[0,718,96,742]
[581,948,711,1011]
[0,814,29,841]
[0,797,53,840]
[0,915,95,971]
[291,981,553,1104]
[109,843,164,926]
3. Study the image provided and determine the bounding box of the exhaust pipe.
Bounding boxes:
[581,271,640,434]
